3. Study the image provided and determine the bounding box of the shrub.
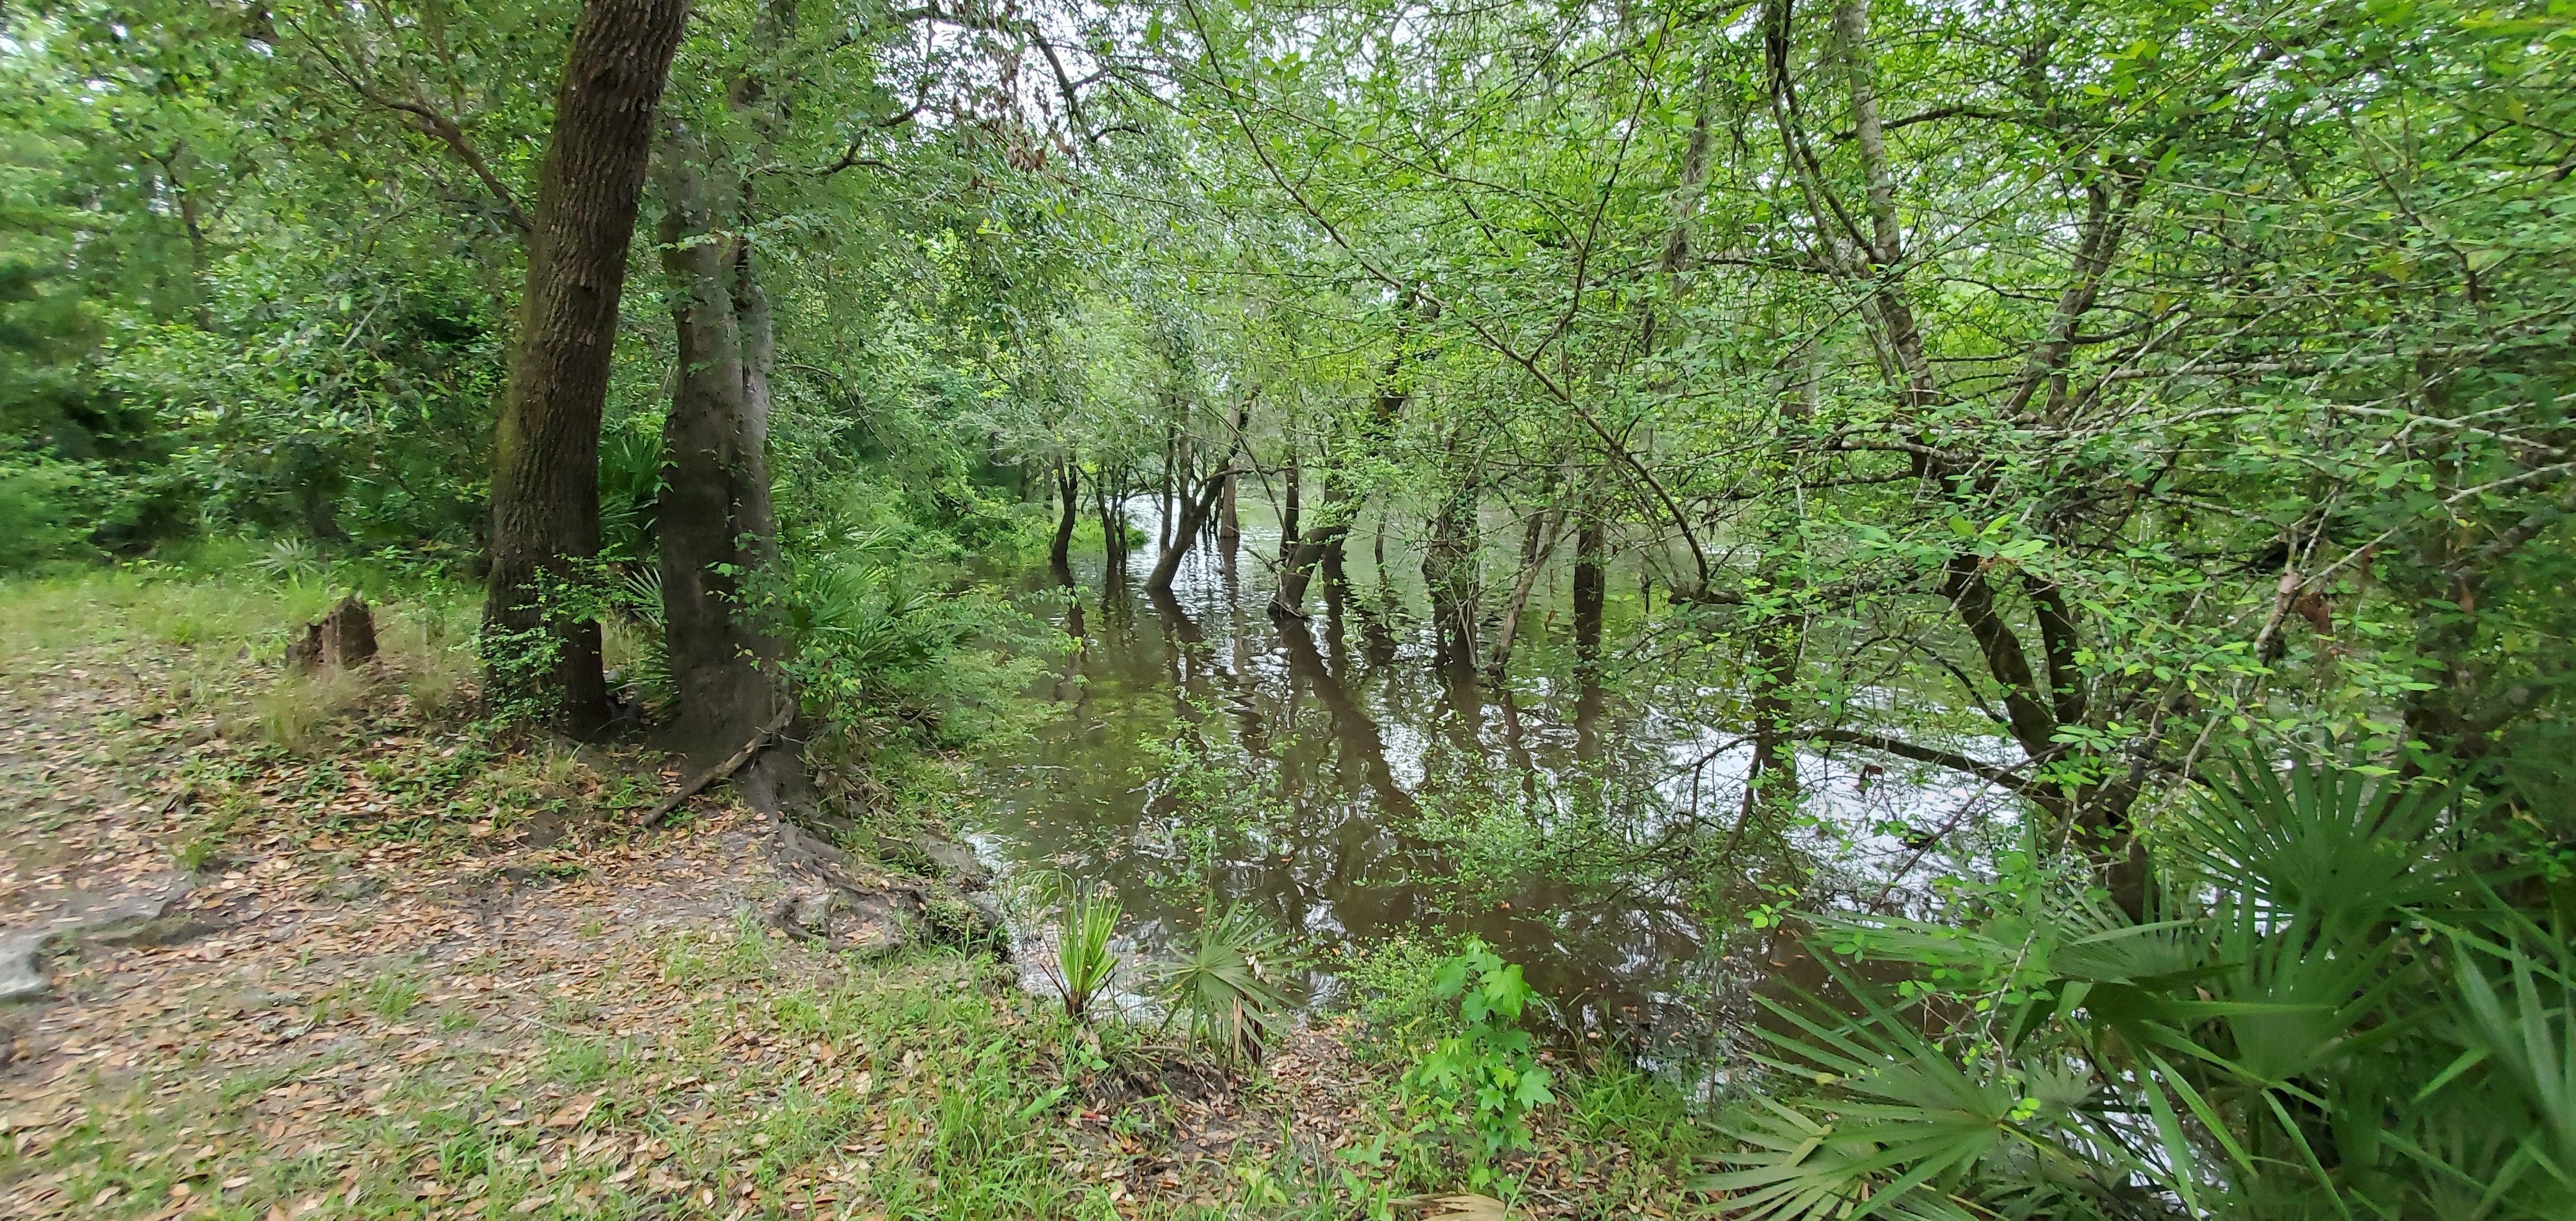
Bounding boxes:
[1404,938,1555,1165]
[0,458,84,570]
[782,556,1050,748]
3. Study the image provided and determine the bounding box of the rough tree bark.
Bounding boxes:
[654,117,795,783]
[649,0,831,814]
[484,0,688,732]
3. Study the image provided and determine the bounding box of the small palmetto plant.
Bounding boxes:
[252,535,324,583]
[1047,883,1122,1024]
[603,566,674,713]
[1161,907,1293,1062]
[1698,754,2576,1221]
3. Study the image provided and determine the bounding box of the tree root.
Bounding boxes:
[638,709,794,829]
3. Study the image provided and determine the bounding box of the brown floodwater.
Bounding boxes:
[968,503,2011,1091]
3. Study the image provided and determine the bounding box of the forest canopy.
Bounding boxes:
[5,0,2576,1213]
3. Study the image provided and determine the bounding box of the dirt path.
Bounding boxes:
[0,660,195,1004]
[0,653,805,1217]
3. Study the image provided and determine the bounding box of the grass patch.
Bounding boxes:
[1,936,1715,1220]
[364,972,425,1023]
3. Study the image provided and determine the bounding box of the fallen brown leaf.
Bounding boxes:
[1400,1192,1510,1220]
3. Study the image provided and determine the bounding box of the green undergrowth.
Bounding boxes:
[0,561,1720,1218]
[7,923,1712,1220]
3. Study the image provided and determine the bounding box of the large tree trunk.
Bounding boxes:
[649,0,834,817]
[654,119,794,779]
[484,0,688,732]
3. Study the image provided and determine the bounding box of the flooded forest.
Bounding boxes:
[4,0,2575,1218]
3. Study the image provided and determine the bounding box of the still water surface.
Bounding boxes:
[966,508,2010,1086]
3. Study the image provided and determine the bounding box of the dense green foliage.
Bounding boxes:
[0,0,1092,747]
[1714,760,2576,1217]
[7,0,2576,1211]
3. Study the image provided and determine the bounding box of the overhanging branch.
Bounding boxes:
[1811,728,2038,796]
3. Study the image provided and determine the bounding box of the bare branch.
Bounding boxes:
[1811,728,2037,794]
[297,29,531,235]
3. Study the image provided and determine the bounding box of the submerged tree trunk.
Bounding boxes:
[1277,444,1301,569]
[1271,471,1355,616]
[1158,431,1176,551]
[1423,496,1478,663]
[1050,458,1079,570]
[1148,463,1234,592]
[1572,518,1606,669]
[1489,503,1566,674]
[1569,513,1607,763]
[1741,613,1803,823]
[1423,428,1480,664]
[1272,303,1425,615]
[1095,468,1125,570]
[484,0,687,732]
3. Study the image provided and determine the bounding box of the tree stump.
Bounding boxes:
[287,596,378,671]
